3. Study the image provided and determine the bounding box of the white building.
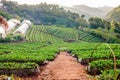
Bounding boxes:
[0,25,6,38]
[7,19,20,32]
[13,20,32,35]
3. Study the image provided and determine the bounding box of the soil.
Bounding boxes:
[23,52,91,80]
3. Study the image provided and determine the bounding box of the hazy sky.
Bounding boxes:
[4,0,120,7]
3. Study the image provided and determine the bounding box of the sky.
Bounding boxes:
[3,0,120,7]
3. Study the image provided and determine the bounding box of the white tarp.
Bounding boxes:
[13,20,32,35]
[7,19,20,32]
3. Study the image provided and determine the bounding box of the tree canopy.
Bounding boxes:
[1,0,80,27]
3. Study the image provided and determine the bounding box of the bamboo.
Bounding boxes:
[106,43,117,80]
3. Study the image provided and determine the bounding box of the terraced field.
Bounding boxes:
[26,25,104,43]
[26,26,63,43]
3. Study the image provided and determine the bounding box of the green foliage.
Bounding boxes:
[100,69,120,80]
[0,62,39,76]
[76,16,89,28]
[0,10,12,20]
[0,37,11,43]
[11,35,24,42]
[0,35,23,43]
[0,42,61,75]
[89,60,120,72]
[67,42,120,79]
[0,42,58,64]
[110,21,120,34]
[70,43,120,62]
[84,27,120,43]
[0,62,38,69]
[88,17,111,30]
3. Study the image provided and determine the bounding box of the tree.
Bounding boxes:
[110,21,120,34]
[89,17,103,29]
[102,19,110,30]
[81,15,85,19]
[1,0,80,27]
[75,15,89,28]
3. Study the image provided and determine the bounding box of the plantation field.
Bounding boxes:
[26,26,64,43]
[0,41,120,79]
[0,42,59,76]
[67,42,120,79]
[0,25,120,79]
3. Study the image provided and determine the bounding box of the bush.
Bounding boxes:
[0,62,40,76]
[0,35,24,43]
[12,35,23,42]
[100,69,120,80]
[0,37,11,43]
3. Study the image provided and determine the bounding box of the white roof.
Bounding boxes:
[13,20,32,35]
[8,19,20,24]
[22,20,32,26]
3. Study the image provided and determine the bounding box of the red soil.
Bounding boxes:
[23,52,91,80]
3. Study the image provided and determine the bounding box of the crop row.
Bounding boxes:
[26,26,63,42]
[0,62,39,76]
[0,42,59,75]
[67,42,120,79]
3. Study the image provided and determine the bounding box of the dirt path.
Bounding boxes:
[23,52,91,80]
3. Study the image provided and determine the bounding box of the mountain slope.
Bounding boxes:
[63,5,113,19]
[63,6,91,20]
[106,6,120,22]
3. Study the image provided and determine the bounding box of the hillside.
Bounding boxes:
[0,0,79,27]
[62,6,91,20]
[63,5,113,19]
[26,25,105,43]
[0,1,120,43]
[106,6,120,22]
